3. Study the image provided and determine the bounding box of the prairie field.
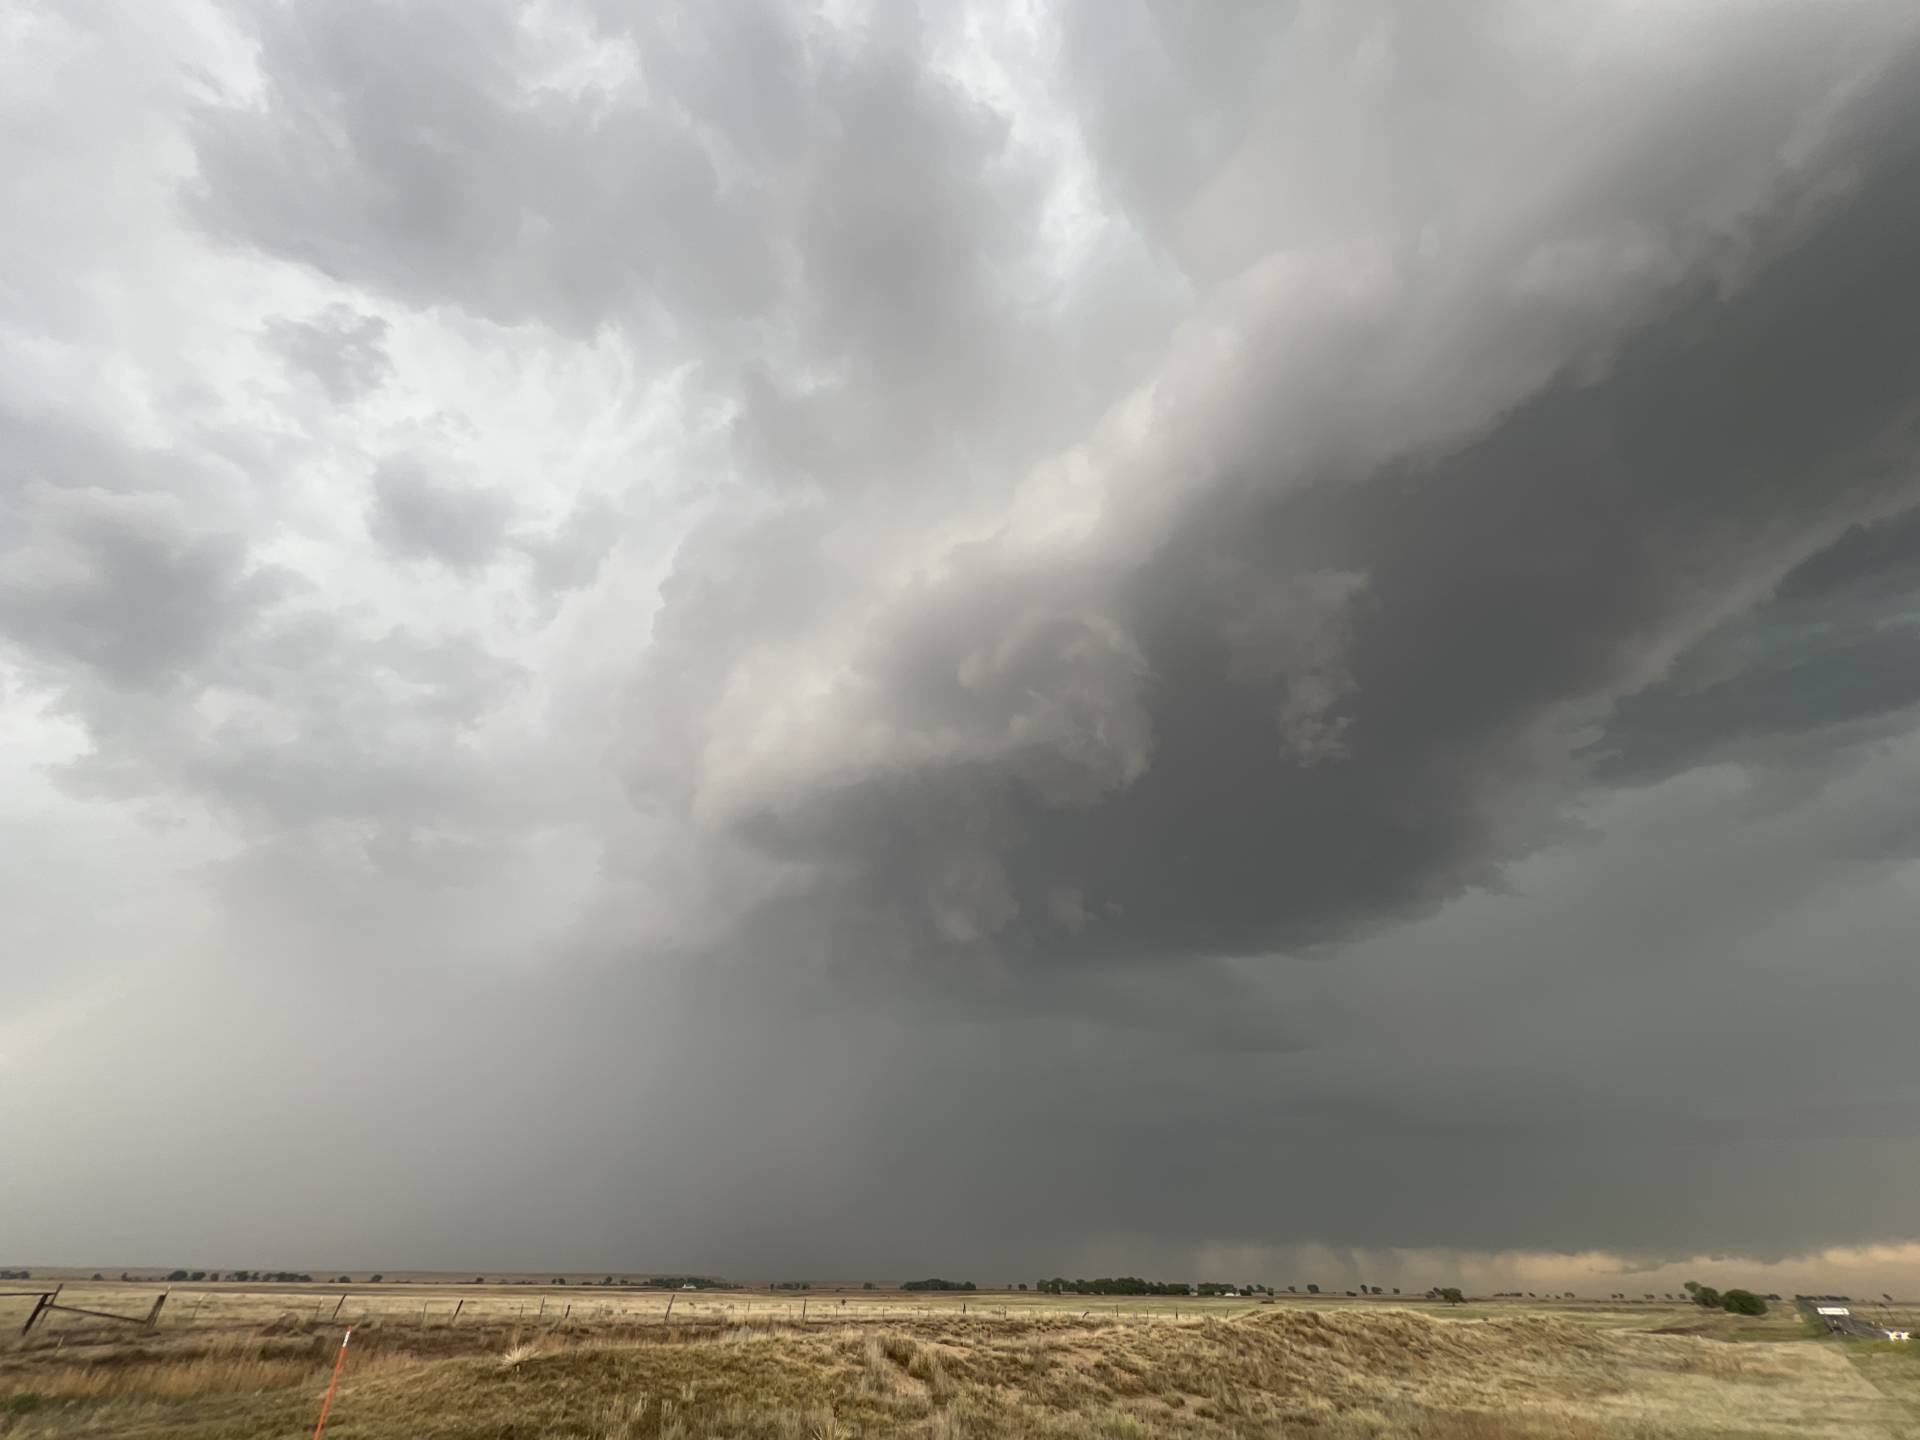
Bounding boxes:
[3,1282,1917,1438]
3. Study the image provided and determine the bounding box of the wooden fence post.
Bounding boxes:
[144,1292,169,1329]
[21,1290,56,1335]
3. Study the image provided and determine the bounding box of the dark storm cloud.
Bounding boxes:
[1104,68,1920,958]
[1593,508,1920,786]
[505,7,1920,1275]
[614,34,1920,984]
[9,0,1920,1285]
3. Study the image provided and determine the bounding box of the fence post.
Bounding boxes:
[310,1327,352,1440]
[145,1292,169,1329]
[451,1299,465,1326]
[21,1290,55,1335]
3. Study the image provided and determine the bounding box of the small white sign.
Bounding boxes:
[1816,1306,1850,1316]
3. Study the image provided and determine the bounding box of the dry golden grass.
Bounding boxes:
[1,1286,1911,1439]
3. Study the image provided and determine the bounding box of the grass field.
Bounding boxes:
[2,1281,1915,1438]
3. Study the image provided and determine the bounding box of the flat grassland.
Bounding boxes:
[2,1282,1915,1438]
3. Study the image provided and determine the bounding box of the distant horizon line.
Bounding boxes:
[5,1265,1900,1303]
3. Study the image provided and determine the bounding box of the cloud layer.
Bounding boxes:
[4,0,1920,1283]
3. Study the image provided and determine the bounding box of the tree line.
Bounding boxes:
[1684,1280,1768,1316]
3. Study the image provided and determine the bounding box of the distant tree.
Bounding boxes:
[1016,1283,1026,1291]
[1392,1288,1400,1296]
[865,1282,877,1290]
[337,1276,350,1284]
[1434,1288,1465,1306]
[92,1273,104,1281]
[1287,1285,1296,1293]
[1720,1290,1767,1316]
[167,1270,189,1282]
[1306,1283,1319,1294]
[1683,1281,1724,1311]
[371,1275,384,1283]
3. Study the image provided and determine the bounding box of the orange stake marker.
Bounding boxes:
[311,1326,352,1440]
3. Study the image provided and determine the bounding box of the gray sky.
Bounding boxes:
[5,0,1920,1292]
